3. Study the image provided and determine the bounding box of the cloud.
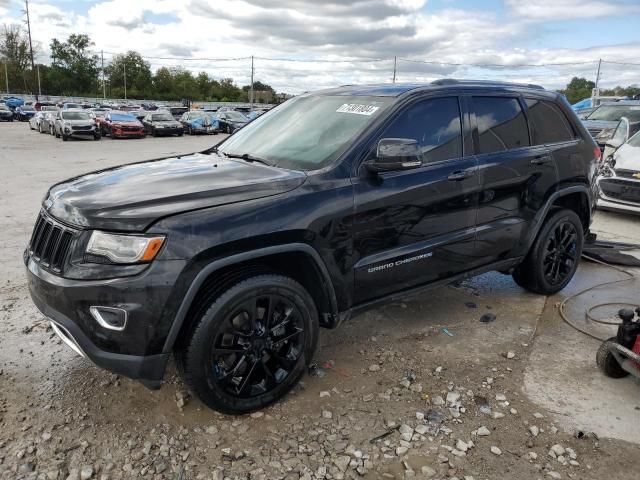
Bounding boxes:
[2,0,638,94]
[504,0,640,20]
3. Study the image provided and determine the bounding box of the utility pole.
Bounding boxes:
[3,61,8,93]
[392,56,397,83]
[24,0,38,101]
[250,55,254,112]
[101,50,106,100]
[594,58,602,100]
[123,61,127,101]
[36,63,41,96]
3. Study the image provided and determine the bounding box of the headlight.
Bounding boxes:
[86,231,165,264]
[595,128,614,142]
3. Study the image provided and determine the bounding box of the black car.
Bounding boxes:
[26,80,598,414]
[142,112,184,137]
[0,104,13,121]
[215,110,249,133]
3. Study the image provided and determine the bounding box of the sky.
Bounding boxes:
[1,0,639,94]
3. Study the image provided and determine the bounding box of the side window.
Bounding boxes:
[472,96,530,154]
[525,98,575,144]
[381,97,462,163]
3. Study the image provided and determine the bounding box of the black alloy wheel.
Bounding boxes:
[512,209,583,295]
[177,275,318,413]
[542,221,578,287]
[208,293,305,399]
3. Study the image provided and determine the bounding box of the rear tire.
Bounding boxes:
[512,209,583,295]
[176,274,319,413]
[596,338,629,378]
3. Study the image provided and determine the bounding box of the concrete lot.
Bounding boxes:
[1,121,639,479]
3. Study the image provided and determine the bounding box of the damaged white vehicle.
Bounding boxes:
[597,126,640,215]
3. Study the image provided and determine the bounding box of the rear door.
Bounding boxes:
[470,94,559,264]
[352,95,480,304]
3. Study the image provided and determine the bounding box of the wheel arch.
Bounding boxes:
[162,243,339,354]
[524,185,592,253]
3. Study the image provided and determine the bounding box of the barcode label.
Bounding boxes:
[336,104,380,116]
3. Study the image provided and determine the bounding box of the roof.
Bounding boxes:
[315,79,546,97]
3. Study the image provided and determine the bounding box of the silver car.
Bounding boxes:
[28,111,46,131]
[53,110,101,141]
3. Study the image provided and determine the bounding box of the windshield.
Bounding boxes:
[0,105,8,110]
[62,112,91,120]
[587,104,640,122]
[225,111,247,121]
[65,104,80,109]
[110,113,136,122]
[23,106,35,111]
[152,113,173,121]
[220,95,393,170]
[627,130,640,148]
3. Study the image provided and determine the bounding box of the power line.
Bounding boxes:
[398,58,598,67]
[601,60,640,66]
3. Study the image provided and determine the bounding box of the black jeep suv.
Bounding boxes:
[26,80,599,413]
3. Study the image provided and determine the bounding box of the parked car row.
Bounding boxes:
[22,107,255,141]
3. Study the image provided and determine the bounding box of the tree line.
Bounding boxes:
[1,26,276,102]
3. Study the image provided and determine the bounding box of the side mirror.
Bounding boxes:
[365,138,423,173]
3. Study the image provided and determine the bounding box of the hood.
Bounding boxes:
[111,120,141,127]
[582,119,618,130]
[45,152,307,231]
[63,119,95,126]
[153,120,180,126]
[614,142,640,172]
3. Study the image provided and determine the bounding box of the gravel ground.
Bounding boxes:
[1,121,639,480]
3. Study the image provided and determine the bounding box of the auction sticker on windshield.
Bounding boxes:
[336,104,380,115]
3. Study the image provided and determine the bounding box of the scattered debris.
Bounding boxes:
[480,313,496,323]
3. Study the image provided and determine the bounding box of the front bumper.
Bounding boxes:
[26,257,187,388]
[154,127,183,135]
[112,129,144,138]
[597,174,640,215]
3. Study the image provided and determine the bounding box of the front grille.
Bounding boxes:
[600,178,640,204]
[28,211,76,273]
[615,169,640,180]
[72,125,91,131]
[121,126,140,132]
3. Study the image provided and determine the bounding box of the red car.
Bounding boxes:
[101,112,145,139]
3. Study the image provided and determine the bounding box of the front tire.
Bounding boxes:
[177,274,319,413]
[512,209,583,295]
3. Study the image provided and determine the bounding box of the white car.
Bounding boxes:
[597,129,640,215]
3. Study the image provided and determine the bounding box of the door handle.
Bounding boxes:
[447,169,475,181]
[530,155,553,165]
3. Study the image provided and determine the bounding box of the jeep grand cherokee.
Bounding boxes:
[26,80,599,413]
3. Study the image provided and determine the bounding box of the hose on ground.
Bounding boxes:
[557,253,637,341]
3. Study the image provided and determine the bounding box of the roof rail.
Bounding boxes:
[430,79,544,90]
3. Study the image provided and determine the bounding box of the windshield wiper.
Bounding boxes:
[223,152,273,167]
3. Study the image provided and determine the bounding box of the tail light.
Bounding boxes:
[594,146,602,163]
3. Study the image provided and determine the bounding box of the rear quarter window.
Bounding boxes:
[525,99,575,144]
[472,97,530,154]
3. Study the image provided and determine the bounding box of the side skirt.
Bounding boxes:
[338,257,522,325]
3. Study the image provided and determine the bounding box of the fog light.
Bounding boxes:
[89,306,127,331]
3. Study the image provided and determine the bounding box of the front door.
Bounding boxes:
[352,96,480,304]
